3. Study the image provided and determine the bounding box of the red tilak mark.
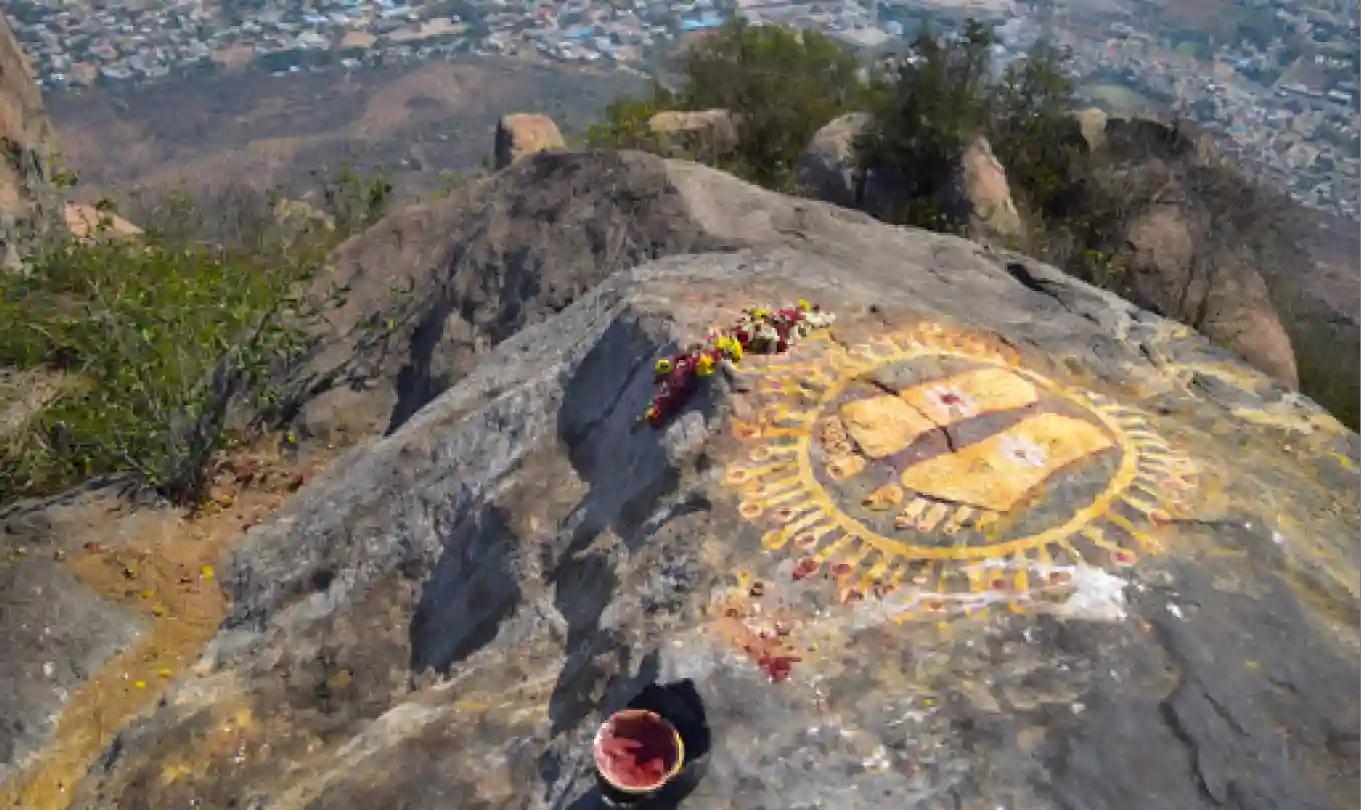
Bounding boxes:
[792,558,820,581]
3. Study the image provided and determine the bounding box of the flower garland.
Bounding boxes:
[642,299,834,427]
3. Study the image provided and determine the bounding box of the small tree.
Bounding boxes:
[989,41,1085,218]
[676,19,866,189]
[859,21,996,226]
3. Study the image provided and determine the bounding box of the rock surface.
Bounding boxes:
[493,113,567,170]
[1123,206,1298,388]
[1072,107,1109,151]
[18,153,1353,810]
[648,109,741,160]
[794,112,871,208]
[0,14,60,269]
[62,202,143,240]
[946,135,1024,245]
[1102,120,1302,389]
[282,152,734,443]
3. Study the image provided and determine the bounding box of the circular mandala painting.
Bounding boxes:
[724,326,1197,618]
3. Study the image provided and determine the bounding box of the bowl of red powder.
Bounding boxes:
[593,708,686,795]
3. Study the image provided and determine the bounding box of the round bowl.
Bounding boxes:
[592,708,685,795]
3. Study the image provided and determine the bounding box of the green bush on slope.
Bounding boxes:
[0,170,391,506]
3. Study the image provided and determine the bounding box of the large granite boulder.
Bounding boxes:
[1123,204,1298,387]
[1096,118,1305,390]
[280,152,735,443]
[12,153,1352,810]
[0,14,60,269]
[794,111,872,209]
[944,134,1025,246]
[493,113,567,170]
[799,120,1023,247]
[647,109,741,160]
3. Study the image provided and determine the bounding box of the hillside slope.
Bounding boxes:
[3,152,1353,810]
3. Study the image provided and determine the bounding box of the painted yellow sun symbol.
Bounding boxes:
[724,325,1197,619]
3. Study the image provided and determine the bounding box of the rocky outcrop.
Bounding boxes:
[272,197,335,234]
[1122,205,1298,386]
[647,108,740,159]
[0,14,60,268]
[1097,119,1304,389]
[62,202,142,240]
[794,111,871,208]
[6,152,1353,810]
[797,112,1324,397]
[1072,107,1109,151]
[798,120,1022,246]
[492,113,566,169]
[281,152,734,443]
[945,134,1024,245]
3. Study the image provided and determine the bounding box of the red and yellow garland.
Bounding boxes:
[642,299,834,426]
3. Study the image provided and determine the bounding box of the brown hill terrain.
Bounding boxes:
[46,56,642,203]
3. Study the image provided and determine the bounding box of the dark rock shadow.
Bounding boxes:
[408,505,522,675]
[540,312,719,796]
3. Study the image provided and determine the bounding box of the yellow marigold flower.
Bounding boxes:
[797,298,812,312]
[695,354,716,377]
[655,358,673,376]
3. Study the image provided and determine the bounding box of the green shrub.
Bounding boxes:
[676,19,866,189]
[587,82,676,153]
[312,162,394,235]
[0,238,315,503]
[590,19,868,190]
[0,168,393,506]
[859,20,996,218]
